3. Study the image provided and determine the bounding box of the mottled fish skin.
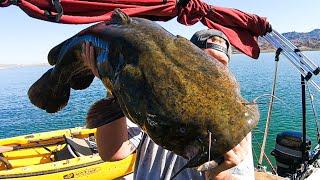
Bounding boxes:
[28,9,259,167]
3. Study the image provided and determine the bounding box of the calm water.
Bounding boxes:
[1,51,320,168]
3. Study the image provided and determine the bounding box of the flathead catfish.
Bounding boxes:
[28,9,259,167]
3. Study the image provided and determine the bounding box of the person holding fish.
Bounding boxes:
[28,11,264,180]
[93,29,254,180]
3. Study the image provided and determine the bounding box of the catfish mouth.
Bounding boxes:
[172,144,223,178]
[196,157,224,172]
[181,134,218,168]
[181,102,259,170]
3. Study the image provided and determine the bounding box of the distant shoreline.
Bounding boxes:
[260,48,320,53]
[232,49,320,55]
[1,49,320,68]
[0,63,50,70]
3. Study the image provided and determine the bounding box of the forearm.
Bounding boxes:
[96,117,135,161]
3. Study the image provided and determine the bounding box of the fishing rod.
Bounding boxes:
[272,30,320,75]
[263,30,320,92]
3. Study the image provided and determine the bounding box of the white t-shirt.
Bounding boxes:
[127,119,254,180]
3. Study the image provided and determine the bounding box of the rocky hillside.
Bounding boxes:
[258,29,320,52]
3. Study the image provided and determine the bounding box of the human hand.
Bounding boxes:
[80,41,100,78]
[199,133,251,180]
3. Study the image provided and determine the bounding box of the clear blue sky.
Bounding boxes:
[1,0,319,64]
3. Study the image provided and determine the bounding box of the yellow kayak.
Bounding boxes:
[0,127,135,179]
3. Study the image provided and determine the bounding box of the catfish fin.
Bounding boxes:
[86,96,125,128]
[107,8,131,25]
[28,68,71,113]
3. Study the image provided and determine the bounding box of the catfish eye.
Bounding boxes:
[179,127,186,134]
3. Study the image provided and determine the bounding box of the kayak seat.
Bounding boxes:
[53,136,97,161]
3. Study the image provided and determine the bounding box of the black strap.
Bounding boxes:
[44,0,63,22]
[206,42,228,57]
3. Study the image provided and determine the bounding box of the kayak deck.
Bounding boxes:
[0,127,135,179]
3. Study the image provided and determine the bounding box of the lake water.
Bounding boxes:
[1,51,320,169]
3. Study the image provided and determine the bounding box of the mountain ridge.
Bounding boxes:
[258,29,320,52]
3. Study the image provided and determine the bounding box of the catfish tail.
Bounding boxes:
[28,68,71,113]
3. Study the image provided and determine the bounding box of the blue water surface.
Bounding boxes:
[0,51,320,168]
[0,66,105,137]
[231,51,320,167]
